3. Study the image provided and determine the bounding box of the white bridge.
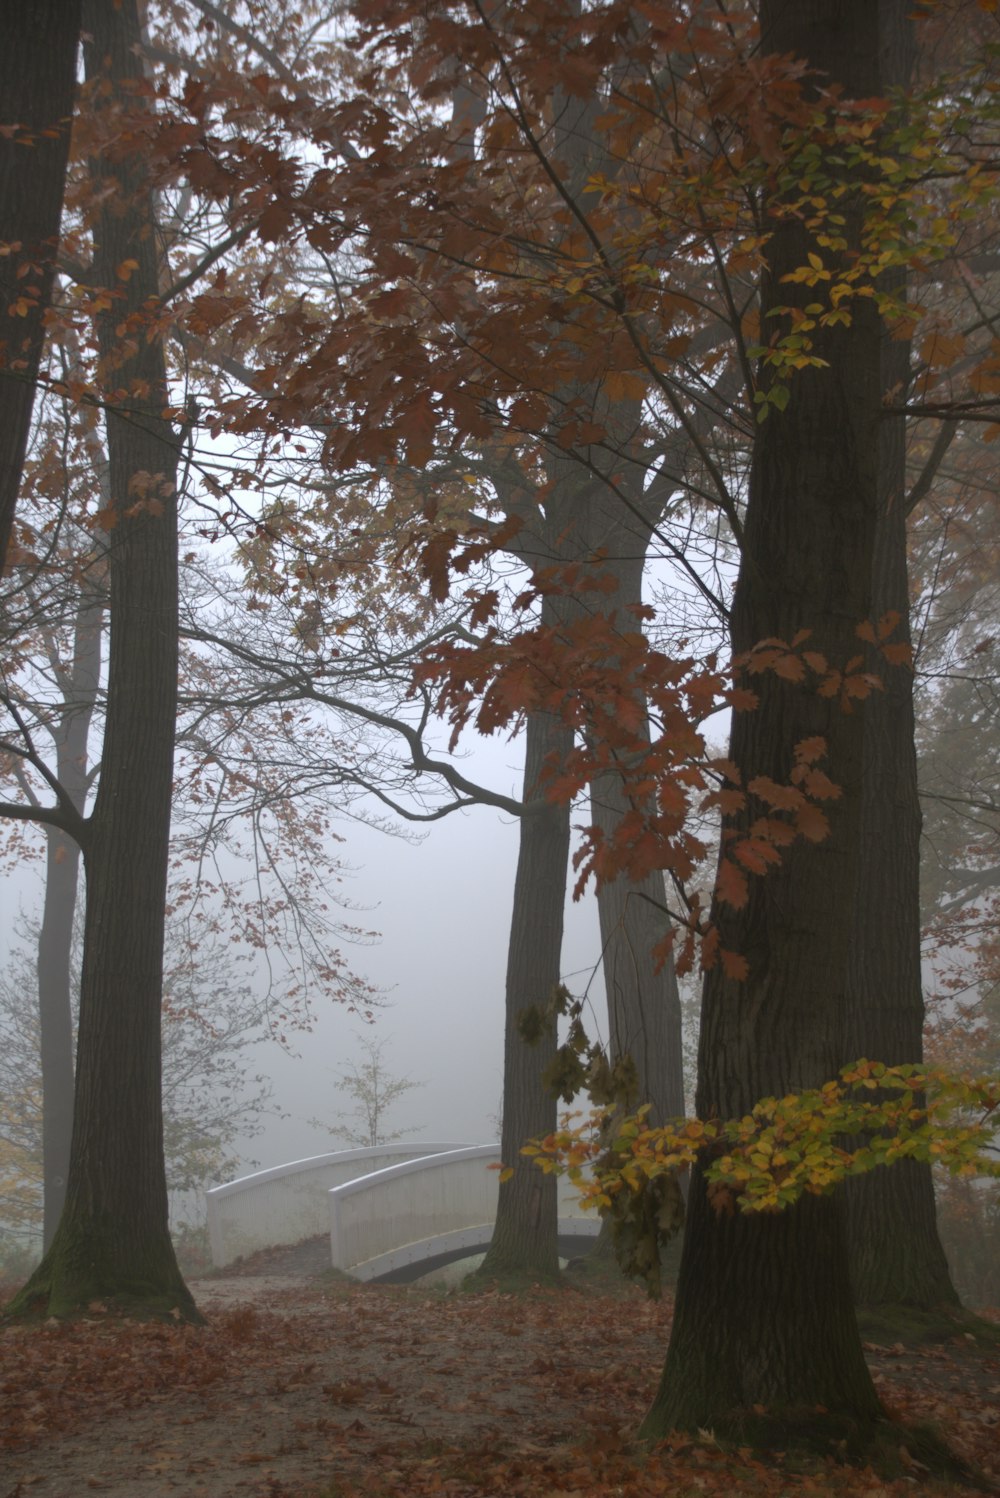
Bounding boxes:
[206,1142,599,1282]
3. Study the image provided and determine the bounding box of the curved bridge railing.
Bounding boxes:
[206,1142,465,1267]
[328,1144,599,1282]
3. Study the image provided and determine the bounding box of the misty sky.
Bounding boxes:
[230,729,613,1177]
[0,728,614,1190]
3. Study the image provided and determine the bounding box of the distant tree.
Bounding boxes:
[0,916,272,1244]
[326,1033,422,1150]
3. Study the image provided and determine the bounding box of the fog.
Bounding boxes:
[0,728,613,1194]
[231,741,611,1177]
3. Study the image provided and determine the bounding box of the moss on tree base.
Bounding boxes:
[2,1214,202,1326]
[644,1406,989,1489]
[856,1302,1000,1350]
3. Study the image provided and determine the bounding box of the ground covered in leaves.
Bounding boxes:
[1,1241,998,1498]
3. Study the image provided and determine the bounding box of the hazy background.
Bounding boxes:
[0,730,614,1190]
[233,739,613,1174]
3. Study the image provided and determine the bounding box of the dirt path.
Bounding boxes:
[2,1245,998,1498]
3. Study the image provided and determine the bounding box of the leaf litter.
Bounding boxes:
[0,1250,997,1498]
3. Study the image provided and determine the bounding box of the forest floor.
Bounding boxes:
[1,1239,998,1498]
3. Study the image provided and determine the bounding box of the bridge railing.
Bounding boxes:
[329,1144,597,1279]
[205,1142,464,1267]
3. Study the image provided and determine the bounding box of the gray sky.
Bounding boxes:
[231,734,612,1176]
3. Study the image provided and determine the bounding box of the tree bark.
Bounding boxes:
[477,688,570,1281]
[839,3,959,1315]
[8,0,196,1320]
[37,575,103,1248]
[592,772,685,1120]
[0,1,80,566]
[587,524,685,1126]
[642,0,888,1439]
[841,502,959,1311]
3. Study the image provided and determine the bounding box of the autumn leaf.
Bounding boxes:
[716,857,749,909]
[747,774,804,810]
[794,736,828,765]
[720,947,750,981]
[603,369,646,402]
[795,803,830,842]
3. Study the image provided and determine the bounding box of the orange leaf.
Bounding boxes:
[732,837,782,873]
[750,815,797,846]
[721,947,750,982]
[796,803,830,842]
[711,757,742,784]
[748,775,803,811]
[877,609,901,641]
[716,857,749,909]
[801,768,841,800]
[882,641,912,666]
[843,671,880,699]
[794,736,827,764]
[604,369,646,402]
[773,652,805,681]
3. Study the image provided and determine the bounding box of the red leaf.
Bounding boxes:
[801,768,841,801]
[794,736,827,765]
[747,775,803,810]
[716,857,749,910]
[796,803,830,842]
[721,947,750,981]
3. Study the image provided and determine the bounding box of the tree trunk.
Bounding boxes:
[839,4,959,1315]
[8,0,196,1320]
[841,508,959,1311]
[587,534,685,1125]
[584,512,687,1273]
[37,831,79,1250]
[37,550,105,1249]
[592,767,685,1123]
[476,650,570,1283]
[0,1,80,565]
[642,0,888,1440]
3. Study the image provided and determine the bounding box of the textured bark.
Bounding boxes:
[477,690,570,1282]
[592,768,684,1121]
[841,45,958,1301]
[587,526,685,1126]
[841,504,959,1309]
[481,71,686,1277]
[8,0,195,1320]
[0,1,80,566]
[643,0,889,1438]
[36,559,105,1249]
[37,831,78,1250]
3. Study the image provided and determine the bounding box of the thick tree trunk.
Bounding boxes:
[37,833,78,1250]
[8,0,195,1320]
[0,1,80,565]
[584,519,686,1272]
[587,534,685,1126]
[839,4,959,1315]
[477,691,570,1282]
[592,768,684,1121]
[37,565,104,1249]
[841,511,958,1310]
[642,0,888,1440]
